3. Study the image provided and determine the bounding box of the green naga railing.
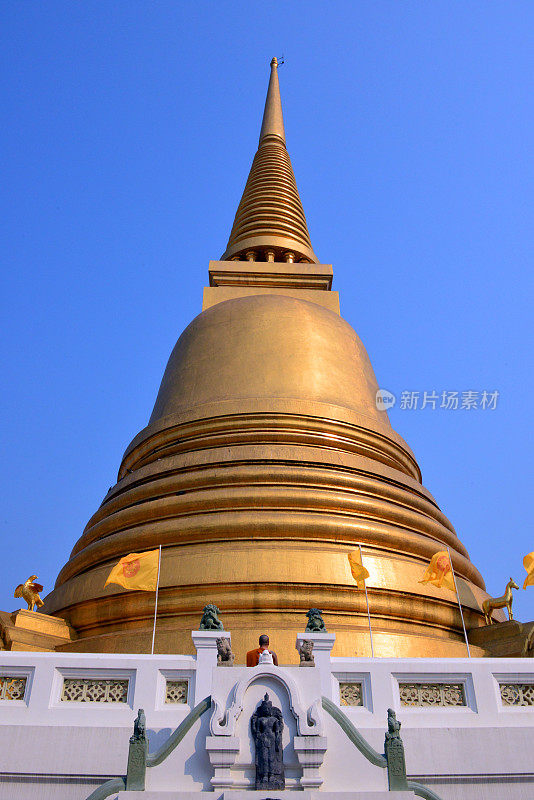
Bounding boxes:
[405,782,445,800]
[321,697,387,767]
[147,695,211,768]
[321,697,444,799]
[85,696,211,800]
[86,692,443,799]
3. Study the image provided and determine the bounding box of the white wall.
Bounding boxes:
[0,648,532,799]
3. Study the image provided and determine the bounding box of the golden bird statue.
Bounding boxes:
[14,575,44,612]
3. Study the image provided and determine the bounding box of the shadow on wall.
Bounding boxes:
[147,728,172,752]
[184,712,213,790]
[146,713,213,790]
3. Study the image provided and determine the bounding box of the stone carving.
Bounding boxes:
[482,578,519,625]
[305,608,326,632]
[251,693,285,790]
[13,575,44,612]
[165,680,188,703]
[60,678,129,703]
[0,676,27,701]
[500,683,534,706]
[132,708,146,740]
[297,639,315,666]
[216,636,235,666]
[384,708,408,791]
[339,682,363,706]
[199,603,224,630]
[126,708,148,791]
[399,682,465,707]
[386,708,401,740]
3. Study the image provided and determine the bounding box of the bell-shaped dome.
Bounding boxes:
[45,288,488,660]
[150,294,392,436]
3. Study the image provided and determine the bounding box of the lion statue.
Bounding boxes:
[305,608,326,632]
[297,639,315,666]
[199,603,224,631]
[216,636,235,666]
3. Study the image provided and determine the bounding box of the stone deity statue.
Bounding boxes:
[250,693,285,790]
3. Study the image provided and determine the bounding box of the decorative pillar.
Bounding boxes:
[384,709,409,791]
[296,632,335,698]
[191,630,231,705]
[125,710,148,791]
[205,736,241,789]
[293,735,328,789]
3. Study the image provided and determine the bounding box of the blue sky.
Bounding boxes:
[1,2,533,623]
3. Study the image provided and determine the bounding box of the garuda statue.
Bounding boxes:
[14,575,44,612]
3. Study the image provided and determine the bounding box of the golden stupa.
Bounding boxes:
[43,58,492,660]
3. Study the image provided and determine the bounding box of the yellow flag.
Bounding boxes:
[523,552,534,590]
[348,550,370,590]
[419,551,456,593]
[104,549,160,592]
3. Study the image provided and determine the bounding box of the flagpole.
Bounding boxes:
[150,545,162,655]
[358,544,374,658]
[446,545,471,658]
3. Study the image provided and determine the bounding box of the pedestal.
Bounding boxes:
[0,609,76,651]
[469,620,534,657]
[296,632,336,696]
[126,737,148,790]
[192,629,231,704]
[384,736,408,791]
[205,736,240,789]
[294,735,328,788]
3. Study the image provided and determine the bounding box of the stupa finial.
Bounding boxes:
[259,56,286,147]
[221,57,317,263]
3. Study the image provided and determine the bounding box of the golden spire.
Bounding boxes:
[258,57,286,146]
[221,57,318,263]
